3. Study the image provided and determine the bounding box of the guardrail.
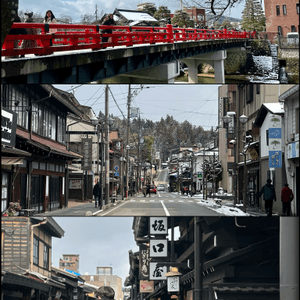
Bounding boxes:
[2,23,256,57]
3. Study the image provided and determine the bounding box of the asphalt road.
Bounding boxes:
[35,191,221,217]
[97,191,220,216]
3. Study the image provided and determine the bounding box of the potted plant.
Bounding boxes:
[5,200,22,216]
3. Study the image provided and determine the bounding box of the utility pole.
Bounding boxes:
[95,4,98,21]
[137,110,141,193]
[105,85,110,205]
[126,85,131,197]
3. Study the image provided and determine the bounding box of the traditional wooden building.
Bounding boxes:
[127,217,280,300]
[1,85,83,214]
[1,217,65,299]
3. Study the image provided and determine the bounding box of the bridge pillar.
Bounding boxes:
[99,61,180,83]
[180,50,227,84]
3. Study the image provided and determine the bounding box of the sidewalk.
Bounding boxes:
[67,199,93,208]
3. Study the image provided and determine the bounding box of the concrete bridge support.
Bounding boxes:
[99,61,181,84]
[180,50,226,84]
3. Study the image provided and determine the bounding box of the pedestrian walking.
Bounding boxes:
[102,13,115,44]
[93,180,101,208]
[146,184,151,197]
[43,10,57,46]
[281,183,294,216]
[257,179,276,217]
[20,12,38,57]
[95,286,115,300]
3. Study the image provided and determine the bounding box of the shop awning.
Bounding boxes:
[1,157,24,165]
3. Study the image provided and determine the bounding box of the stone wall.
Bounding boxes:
[279,48,299,59]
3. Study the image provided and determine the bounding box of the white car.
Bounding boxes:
[157,184,165,191]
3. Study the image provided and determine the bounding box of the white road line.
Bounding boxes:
[140,200,146,202]
[160,200,170,216]
[92,209,103,216]
[169,200,174,202]
[130,200,136,202]
[99,201,128,216]
[150,200,155,202]
[179,200,184,202]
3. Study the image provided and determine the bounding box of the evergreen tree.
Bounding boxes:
[142,4,157,17]
[153,6,171,21]
[172,10,194,28]
[241,0,266,32]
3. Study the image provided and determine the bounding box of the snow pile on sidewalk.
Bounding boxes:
[180,193,251,216]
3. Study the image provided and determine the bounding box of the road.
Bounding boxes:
[97,191,220,216]
[36,191,222,217]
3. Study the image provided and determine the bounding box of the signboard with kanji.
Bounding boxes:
[150,239,168,257]
[149,263,167,280]
[139,245,151,280]
[81,138,93,170]
[167,276,180,292]
[1,108,17,147]
[150,217,168,235]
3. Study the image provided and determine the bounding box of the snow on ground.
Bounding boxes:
[173,192,250,216]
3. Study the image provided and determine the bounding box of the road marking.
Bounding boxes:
[160,200,170,216]
[130,200,136,202]
[99,201,128,216]
[92,209,103,216]
[140,200,146,202]
[150,200,155,202]
[169,200,174,202]
[179,200,184,202]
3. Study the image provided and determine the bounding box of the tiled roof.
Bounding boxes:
[16,128,82,159]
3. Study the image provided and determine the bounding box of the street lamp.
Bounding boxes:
[105,116,114,205]
[164,267,182,293]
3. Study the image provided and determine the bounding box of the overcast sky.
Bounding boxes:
[19,0,245,23]
[52,217,139,285]
[54,84,220,129]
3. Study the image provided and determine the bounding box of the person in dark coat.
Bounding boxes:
[102,14,115,43]
[257,179,276,216]
[281,183,294,216]
[95,286,115,300]
[93,180,101,208]
[146,184,151,197]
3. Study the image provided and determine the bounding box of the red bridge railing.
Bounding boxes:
[2,23,256,57]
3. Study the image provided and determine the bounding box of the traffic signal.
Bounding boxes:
[198,172,202,178]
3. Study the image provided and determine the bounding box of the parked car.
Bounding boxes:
[150,185,157,194]
[142,185,157,196]
[157,184,165,191]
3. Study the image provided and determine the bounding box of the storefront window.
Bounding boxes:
[43,244,49,269]
[33,236,39,265]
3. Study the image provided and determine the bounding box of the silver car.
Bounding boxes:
[157,184,165,191]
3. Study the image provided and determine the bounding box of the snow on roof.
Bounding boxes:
[262,103,284,114]
[117,10,158,22]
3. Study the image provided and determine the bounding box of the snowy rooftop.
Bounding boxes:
[262,102,284,114]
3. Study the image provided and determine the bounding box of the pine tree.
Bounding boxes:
[241,0,266,32]
[172,10,194,28]
[153,6,171,21]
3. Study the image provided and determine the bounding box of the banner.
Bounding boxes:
[269,115,282,168]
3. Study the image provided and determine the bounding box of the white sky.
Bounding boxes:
[52,217,139,285]
[19,0,245,23]
[54,84,220,129]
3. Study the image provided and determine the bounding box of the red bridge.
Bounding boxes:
[1,23,255,84]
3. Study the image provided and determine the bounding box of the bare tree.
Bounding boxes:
[181,0,243,20]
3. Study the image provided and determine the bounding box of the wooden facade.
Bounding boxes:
[128,217,280,300]
[1,84,83,214]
